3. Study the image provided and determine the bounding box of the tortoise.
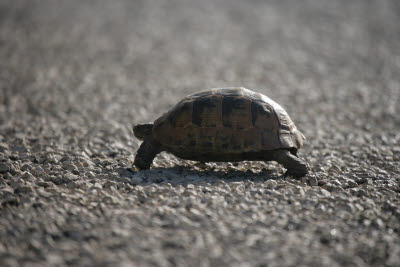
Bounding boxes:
[133,87,309,177]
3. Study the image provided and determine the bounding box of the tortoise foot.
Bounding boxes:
[284,161,309,178]
[273,150,309,178]
[133,158,151,170]
[133,136,162,170]
[284,167,308,178]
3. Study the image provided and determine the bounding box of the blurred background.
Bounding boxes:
[1,0,399,127]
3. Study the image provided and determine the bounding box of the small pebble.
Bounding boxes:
[0,163,10,173]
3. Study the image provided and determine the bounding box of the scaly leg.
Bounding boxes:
[272,149,309,178]
[134,136,162,170]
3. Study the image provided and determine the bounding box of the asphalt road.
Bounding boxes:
[0,0,399,266]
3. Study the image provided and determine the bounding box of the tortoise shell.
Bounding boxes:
[152,87,305,156]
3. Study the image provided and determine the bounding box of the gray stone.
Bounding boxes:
[21,171,35,181]
[130,175,143,185]
[0,163,10,173]
[63,163,79,173]
[14,185,33,194]
[308,175,318,186]
[320,189,331,197]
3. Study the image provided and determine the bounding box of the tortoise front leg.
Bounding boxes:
[134,136,162,170]
[272,149,309,178]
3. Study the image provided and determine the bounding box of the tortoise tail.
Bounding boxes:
[133,123,153,140]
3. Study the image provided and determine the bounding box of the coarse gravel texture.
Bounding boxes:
[1,0,400,266]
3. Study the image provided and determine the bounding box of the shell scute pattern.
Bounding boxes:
[196,128,217,152]
[153,88,303,153]
[221,96,252,130]
[168,100,192,128]
[250,100,277,130]
[214,87,244,96]
[275,106,294,129]
[262,130,280,148]
[192,95,221,127]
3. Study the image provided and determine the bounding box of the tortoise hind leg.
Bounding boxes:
[272,149,309,178]
[134,136,162,170]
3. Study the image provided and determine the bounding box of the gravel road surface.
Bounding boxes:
[1,0,399,266]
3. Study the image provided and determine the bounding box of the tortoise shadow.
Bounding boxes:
[124,165,285,186]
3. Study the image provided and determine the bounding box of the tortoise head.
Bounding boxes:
[133,123,153,140]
